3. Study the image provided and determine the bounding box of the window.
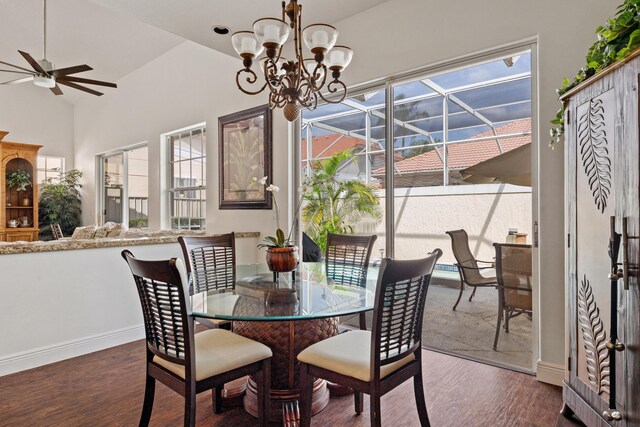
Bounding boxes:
[37,156,65,184]
[168,126,206,230]
[98,145,149,228]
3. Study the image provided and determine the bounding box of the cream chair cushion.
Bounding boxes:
[297,330,415,382]
[154,329,272,381]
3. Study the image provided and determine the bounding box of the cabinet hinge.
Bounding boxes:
[568,233,570,248]
[567,356,571,371]
[566,110,571,124]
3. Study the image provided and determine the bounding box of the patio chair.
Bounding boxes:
[492,243,532,350]
[446,229,497,310]
[178,233,235,332]
[121,250,272,427]
[325,233,377,330]
[51,223,63,240]
[298,249,443,427]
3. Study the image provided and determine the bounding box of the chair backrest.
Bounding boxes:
[370,249,442,376]
[121,250,194,368]
[178,233,236,295]
[493,243,533,310]
[445,229,484,285]
[51,223,63,240]
[325,233,377,287]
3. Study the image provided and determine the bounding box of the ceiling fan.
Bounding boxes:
[0,0,116,96]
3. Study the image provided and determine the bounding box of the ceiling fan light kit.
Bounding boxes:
[33,75,55,88]
[232,0,352,121]
[0,0,116,97]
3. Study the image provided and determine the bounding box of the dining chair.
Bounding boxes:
[178,233,236,330]
[121,250,272,427]
[445,229,497,310]
[298,249,443,427]
[50,223,63,240]
[492,243,532,350]
[325,233,377,330]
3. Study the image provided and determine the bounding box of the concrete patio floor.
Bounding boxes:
[422,283,533,372]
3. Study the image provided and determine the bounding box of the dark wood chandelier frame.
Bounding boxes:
[235,0,348,120]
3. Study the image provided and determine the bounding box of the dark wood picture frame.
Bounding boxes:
[218,105,272,210]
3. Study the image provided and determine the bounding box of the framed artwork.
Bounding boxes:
[218,105,272,209]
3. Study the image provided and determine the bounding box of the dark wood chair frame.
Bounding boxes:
[325,233,377,330]
[446,229,497,310]
[121,250,271,427]
[492,243,533,351]
[178,233,236,295]
[51,223,63,240]
[300,249,443,427]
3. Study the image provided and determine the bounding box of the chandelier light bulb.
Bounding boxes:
[303,24,338,53]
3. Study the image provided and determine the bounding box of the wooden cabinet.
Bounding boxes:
[561,52,640,426]
[0,131,42,242]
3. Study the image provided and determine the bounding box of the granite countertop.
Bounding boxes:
[0,231,260,255]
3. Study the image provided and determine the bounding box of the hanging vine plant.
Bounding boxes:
[551,0,640,146]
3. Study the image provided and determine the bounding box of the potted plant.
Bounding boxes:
[253,177,301,272]
[6,169,32,206]
[38,169,82,240]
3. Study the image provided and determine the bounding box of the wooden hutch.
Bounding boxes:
[0,131,42,242]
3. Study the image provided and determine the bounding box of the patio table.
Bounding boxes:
[190,262,378,425]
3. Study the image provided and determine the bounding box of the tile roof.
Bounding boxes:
[377,118,531,174]
[301,134,365,159]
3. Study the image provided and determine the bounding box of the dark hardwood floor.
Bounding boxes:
[0,340,583,427]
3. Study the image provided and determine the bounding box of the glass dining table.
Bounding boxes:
[190,262,379,425]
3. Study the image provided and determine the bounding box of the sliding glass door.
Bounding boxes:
[299,46,535,372]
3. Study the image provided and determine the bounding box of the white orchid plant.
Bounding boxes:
[251,175,306,249]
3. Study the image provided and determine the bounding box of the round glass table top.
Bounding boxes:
[190,262,379,321]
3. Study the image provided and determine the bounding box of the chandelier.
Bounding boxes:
[231,0,353,122]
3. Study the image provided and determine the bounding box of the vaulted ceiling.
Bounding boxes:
[0,0,388,103]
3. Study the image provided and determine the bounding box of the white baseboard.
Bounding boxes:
[0,325,145,377]
[536,360,564,386]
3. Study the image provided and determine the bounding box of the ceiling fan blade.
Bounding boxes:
[0,60,35,73]
[18,50,47,75]
[57,76,116,88]
[50,64,93,77]
[0,69,34,76]
[1,76,34,85]
[57,80,103,96]
[50,85,63,96]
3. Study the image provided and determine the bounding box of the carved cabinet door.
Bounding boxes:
[565,58,640,426]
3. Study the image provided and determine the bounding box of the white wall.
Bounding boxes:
[0,83,75,164]
[378,189,532,264]
[74,41,289,245]
[328,0,619,384]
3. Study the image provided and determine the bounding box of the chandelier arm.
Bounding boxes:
[318,79,348,104]
[310,62,328,92]
[263,59,281,96]
[236,68,268,95]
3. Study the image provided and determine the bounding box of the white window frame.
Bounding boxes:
[165,123,207,230]
[96,143,148,227]
[37,156,66,184]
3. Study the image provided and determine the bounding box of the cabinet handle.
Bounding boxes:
[621,217,638,291]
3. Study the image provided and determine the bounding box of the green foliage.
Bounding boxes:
[302,150,382,251]
[38,169,83,240]
[551,0,640,146]
[258,227,290,248]
[6,169,32,192]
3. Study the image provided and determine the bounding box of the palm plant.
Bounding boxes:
[302,150,382,251]
[38,169,83,240]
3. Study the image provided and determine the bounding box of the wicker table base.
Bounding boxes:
[233,317,339,423]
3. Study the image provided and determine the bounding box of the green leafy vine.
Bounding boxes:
[551,0,640,146]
